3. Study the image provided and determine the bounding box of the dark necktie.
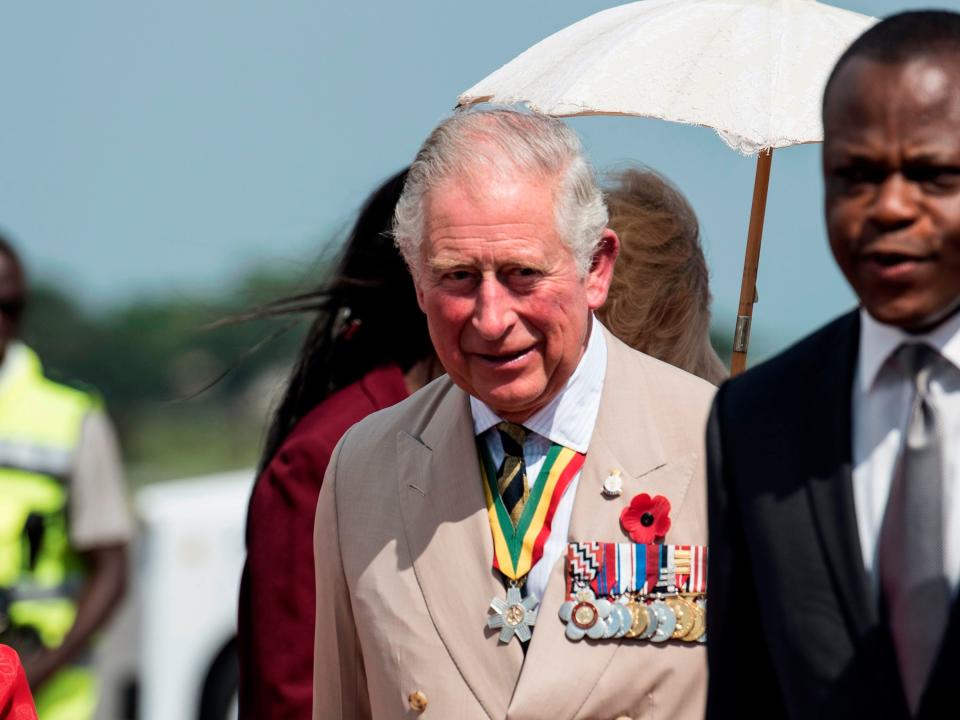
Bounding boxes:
[496,421,529,527]
[878,342,949,714]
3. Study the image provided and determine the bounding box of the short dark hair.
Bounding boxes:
[0,231,23,275]
[0,230,27,283]
[823,10,960,117]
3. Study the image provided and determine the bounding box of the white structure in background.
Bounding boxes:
[95,470,254,720]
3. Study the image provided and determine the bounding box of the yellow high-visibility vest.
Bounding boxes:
[0,344,103,719]
[0,344,96,647]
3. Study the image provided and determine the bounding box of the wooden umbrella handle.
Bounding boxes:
[730,148,773,376]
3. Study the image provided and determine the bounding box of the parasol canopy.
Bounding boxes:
[458,0,877,372]
[459,0,877,155]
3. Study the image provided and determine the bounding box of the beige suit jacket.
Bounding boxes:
[313,327,715,720]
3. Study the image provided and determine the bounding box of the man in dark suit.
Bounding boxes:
[707,11,960,720]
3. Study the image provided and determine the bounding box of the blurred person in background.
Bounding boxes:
[0,234,131,720]
[237,168,438,719]
[600,167,727,385]
[707,11,960,718]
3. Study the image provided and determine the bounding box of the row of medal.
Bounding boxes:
[559,542,707,644]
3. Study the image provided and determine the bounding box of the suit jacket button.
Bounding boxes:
[409,691,428,712]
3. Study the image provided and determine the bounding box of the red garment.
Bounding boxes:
[0,646,38,720]
[238,364,409,720]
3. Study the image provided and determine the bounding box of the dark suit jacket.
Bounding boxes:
[706,310,959,719]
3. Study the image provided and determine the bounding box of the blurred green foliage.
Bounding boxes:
[20,267,320,486]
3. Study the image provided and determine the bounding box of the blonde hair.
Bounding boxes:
[599,167,728,386]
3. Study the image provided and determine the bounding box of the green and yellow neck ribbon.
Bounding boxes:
[478,441,585,581]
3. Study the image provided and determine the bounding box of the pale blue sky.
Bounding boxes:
[0,0,942,357]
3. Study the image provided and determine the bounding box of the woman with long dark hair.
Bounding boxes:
[237,168,437,719]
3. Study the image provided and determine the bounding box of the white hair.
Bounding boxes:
[393,108,609,277]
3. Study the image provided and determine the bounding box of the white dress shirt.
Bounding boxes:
[471,317,607,603]
[852,308,960,597]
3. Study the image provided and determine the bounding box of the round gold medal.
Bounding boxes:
[683,600,706,642]
[571,601,599,630]
[624,600,648,638]
[666,597,696,639]
[503,603,526,627]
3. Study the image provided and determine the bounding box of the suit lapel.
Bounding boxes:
[803,311,877,636]
[511,330,698,718]
[397,383,523,719]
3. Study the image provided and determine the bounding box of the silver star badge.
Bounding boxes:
[487,585,538,644]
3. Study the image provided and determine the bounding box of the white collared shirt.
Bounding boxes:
[471,317,607,603]
[852,307,960,597]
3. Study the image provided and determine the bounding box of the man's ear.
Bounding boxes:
[585,228,619,310]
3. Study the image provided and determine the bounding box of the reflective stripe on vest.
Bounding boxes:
[0,344,95,648]
[0,439,73,477]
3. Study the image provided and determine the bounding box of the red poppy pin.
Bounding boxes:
[620,493,671,544]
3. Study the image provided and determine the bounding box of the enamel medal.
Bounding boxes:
[563,541,709,644]
[487,584,539,643]
[559,587,611,641]
[478,441,586,644]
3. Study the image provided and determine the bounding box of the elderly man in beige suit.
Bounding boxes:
[313,109,714,720]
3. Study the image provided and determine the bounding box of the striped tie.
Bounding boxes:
[496,421,529,527]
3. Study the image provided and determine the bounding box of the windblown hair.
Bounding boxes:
[257,168,433,468]
[824,10,960,117]
[599,167,727,386]
[393,108,608,276]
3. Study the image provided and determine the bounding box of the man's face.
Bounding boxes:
[0,252,25,360]
[824,55,960,331]
[414,171,617,422]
